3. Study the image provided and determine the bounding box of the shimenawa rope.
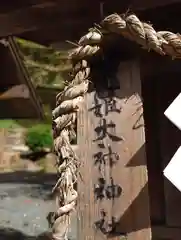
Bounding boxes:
[51,12,181,240]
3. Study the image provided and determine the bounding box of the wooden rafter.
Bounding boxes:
[0,0,181,43]
[0,36,45,119]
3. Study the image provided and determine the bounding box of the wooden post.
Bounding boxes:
[77,59,151,240]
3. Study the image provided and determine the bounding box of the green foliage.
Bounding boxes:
[0,120,21,129]
[25,124,53,152]
[16,37,71,88]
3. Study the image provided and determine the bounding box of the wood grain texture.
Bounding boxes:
[0,0,96,37]
[77,60,151,240]
[115,60,151,240]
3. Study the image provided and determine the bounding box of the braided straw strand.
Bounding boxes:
[70,45,100,60]
[101,13,181,58]
[51,60,90,240]
[75,13,181,59]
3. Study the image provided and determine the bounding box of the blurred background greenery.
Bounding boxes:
[0,38,72,151]
[16,38,71,89]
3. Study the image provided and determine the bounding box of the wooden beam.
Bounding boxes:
[7,37,44,119]
[0,2,57,36]
[18,1,181,46]
[133,0,181,9]
[19,20,96,46]
[0,0,64,13]
[152,226,181,239]
[0,98,41,119]
[0,0,98,38]
[1,0,181,41]
[0,84,30,99]
[100,0,181,11]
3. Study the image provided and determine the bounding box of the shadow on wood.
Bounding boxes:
[126,144,146,167]
[112,182,150,236]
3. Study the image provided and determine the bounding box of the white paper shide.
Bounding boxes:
[163,93,181,192]
[164,93,181,130]
[163,146,181,192]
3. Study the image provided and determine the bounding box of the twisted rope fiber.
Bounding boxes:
[78,13,181,59]
[51,59,90,240]
[51,12,181,240]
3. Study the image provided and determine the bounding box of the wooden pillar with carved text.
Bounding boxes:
[77,59,151,240]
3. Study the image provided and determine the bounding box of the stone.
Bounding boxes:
[12,145,29,152]
[23,160,43,172]
[0,152,20,172]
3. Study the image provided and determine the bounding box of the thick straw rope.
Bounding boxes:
[51,12,181,240]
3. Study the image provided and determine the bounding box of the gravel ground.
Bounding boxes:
[0,173,77,239]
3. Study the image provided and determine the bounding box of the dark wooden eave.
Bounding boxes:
[0,0,180,46]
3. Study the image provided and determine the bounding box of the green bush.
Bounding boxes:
[25,124,53,152]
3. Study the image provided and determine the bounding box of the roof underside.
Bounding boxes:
[0,0,181,46]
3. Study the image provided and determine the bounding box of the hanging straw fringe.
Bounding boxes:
[51,11,181,240]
